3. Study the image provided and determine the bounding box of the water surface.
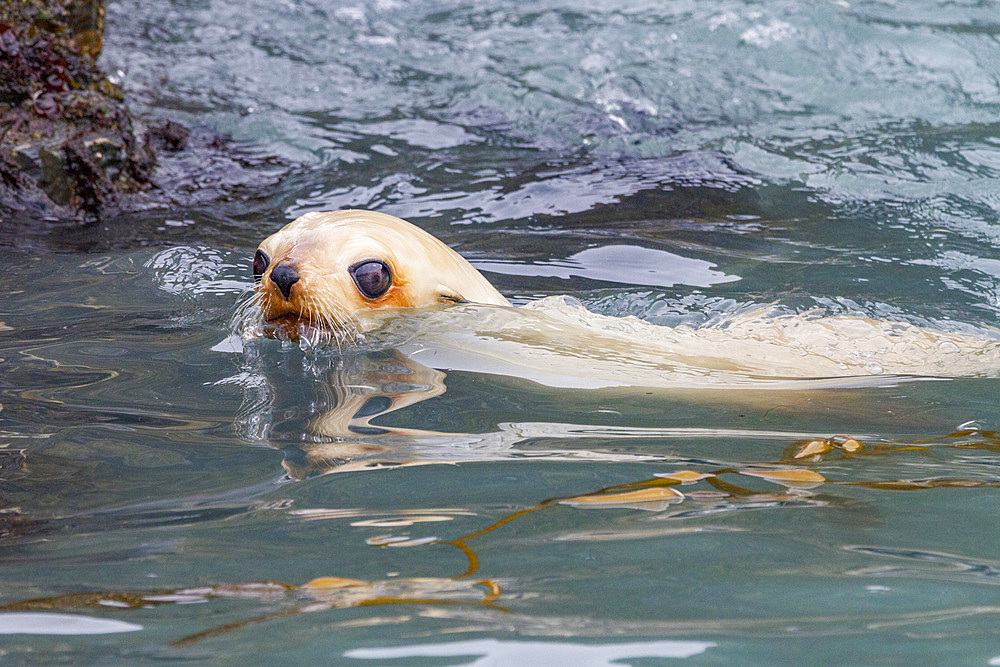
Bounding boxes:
[2,0,1000,663]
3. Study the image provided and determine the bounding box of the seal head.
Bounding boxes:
[254,210,509,339]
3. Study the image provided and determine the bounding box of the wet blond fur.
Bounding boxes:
[255,210,509,337]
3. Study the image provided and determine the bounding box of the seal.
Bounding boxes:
[253,209,508,339]
[249,209,1000,385]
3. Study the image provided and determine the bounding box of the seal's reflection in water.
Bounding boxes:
[232,345,705,480]
[235,348,450,479]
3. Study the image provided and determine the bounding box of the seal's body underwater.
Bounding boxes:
[254,210,508,339]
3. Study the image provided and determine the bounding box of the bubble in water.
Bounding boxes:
[864,361,883,374]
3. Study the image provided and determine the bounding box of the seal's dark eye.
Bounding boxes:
[253,249,269,280]
[350,260,392,299]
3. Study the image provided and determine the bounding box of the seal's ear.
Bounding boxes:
[436,285,469,304]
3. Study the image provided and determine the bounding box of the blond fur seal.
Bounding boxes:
[254,210,508,339]
[250,209,1000,384]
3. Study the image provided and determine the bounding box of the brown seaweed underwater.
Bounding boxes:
[8,421,1000,645]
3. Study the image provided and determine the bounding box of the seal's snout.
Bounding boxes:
[270,262,300,300]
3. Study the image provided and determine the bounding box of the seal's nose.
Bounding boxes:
[270,262,300,300]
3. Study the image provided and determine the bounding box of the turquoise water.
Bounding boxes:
[3,0,1000,663]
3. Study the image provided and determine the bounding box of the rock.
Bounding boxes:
[151,120,190,153]
[0,0,163,221]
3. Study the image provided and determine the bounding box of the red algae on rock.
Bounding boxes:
[0,1,155,220]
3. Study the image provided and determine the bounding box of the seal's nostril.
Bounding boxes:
[270,263,300,300]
